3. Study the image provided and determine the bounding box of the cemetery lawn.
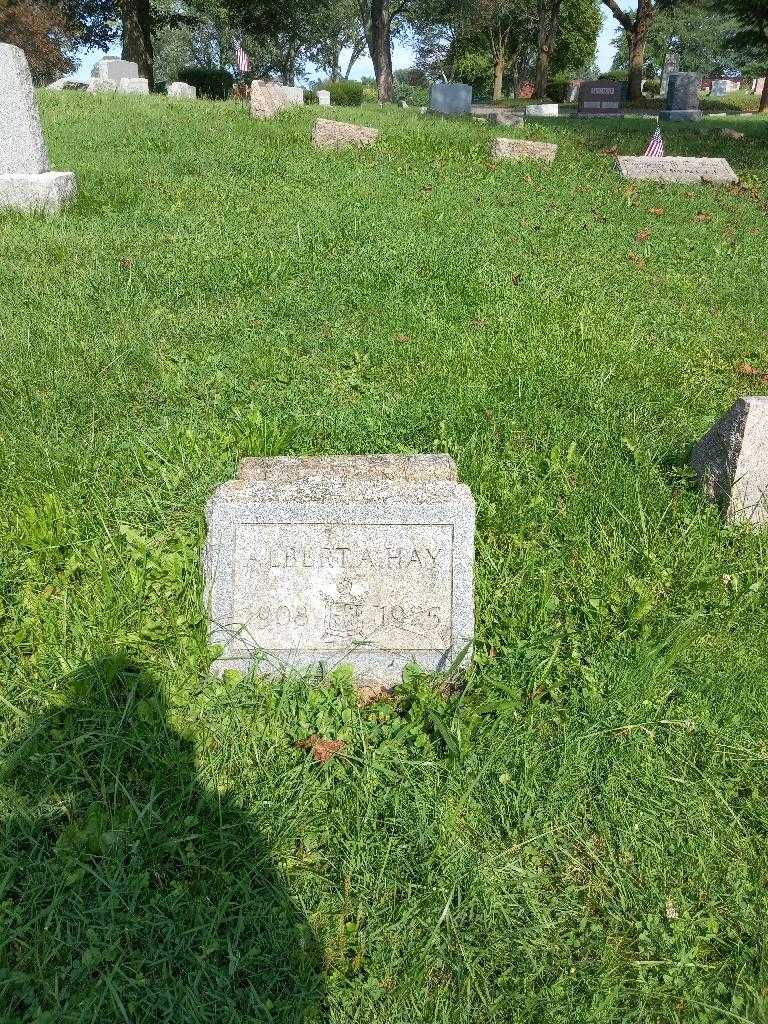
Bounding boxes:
[2,94,768,1024]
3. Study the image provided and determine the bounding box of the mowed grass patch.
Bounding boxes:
[1,95,768,1022]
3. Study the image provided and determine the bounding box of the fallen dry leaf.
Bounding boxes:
[635,229,652,243]
[736,361,768,383]
[295,735,346,764]
[648,207,665,216]
[511,273,523,285]
[119,258,133,270]
[395,334,412,343]
[627,251,646,269]
[694,212,713,223]
[601,145,619,157]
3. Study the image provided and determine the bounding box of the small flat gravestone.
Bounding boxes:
[577,80,624,117]
[312,118,378,149]
[525,103,558,117]
[429,82,472,116]
[661,72,702,122]
[118,77,150,95]
[0,43,76,213]
[168,81,196,99]
[616,155,738,185]
[317,89,331,107]
[692,397,768,525]
[492,138,557,163]
[204,455,475,690]
[87,78,118,94]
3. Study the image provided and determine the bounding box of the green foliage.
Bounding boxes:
[393,80,429,105]
[178,65,234,99]
[2,91,768,1022]
[325,79,365,105]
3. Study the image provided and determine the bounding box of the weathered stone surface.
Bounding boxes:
[485,110,524,126]
[93,57,139,82]
[204,456,475,688]
[250,82,295,119]
[283,85,304,105]
[429,82,472,116]
[118,77,150,95]
[87,78,118,94]
[238,454,458,483]
[692,397,768,525]
[168,81,196,99]
[492,138,557,162]
[525,103,558,117]
[0,171,76,213]
[661,71,702,121]
[616,155,738,184]
[317,89,331,106]
[0,43,49,174]
[311,118,378,150]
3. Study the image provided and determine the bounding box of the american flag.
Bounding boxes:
[234,40,250,74]
[644,124,664,158]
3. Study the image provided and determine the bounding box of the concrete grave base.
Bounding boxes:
[0,171,77,213]
[168,82,196,99]
[692,397,768,525]
[660,109,704,121]
[118,78,150,95]
[525,103,558,117]
[312,118,378,149]
[204,455,475,690]
[87,78,117,94]
[616,155,738,185]
[492,138,557,162]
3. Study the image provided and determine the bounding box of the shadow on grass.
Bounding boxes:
[0,654,326,1023]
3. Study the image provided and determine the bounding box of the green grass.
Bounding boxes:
[2,94,768,1023]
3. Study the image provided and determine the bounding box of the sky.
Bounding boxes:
[73,12,619,82]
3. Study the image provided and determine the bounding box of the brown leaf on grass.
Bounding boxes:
[627,251,646,269]
[635,229,652,242]
[395,333,412,343]
[601,145,619,156]
[720,128,744,140]
[736,361,768,383]
[593,211,608,223]
[511,273,523,285]
[694,212,713,223]
[295,735,346,764]
[648,207,665,216]
[472,318,488,329]
[119,258,133,270]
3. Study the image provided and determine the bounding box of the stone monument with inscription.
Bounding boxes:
[660,72,702,121]
[204,455,475,689]
[0,43,77,213]
[577,80,624,116]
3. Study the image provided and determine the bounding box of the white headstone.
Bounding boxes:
[93,57,139,83]
[692,398,768,525]
[118,77,150,95]
[317,89,331,107]
[0,43,76,213]
[168,81,196,99]
[525,103,558,117]
[204,456,475,690]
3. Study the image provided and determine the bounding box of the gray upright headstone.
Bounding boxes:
[0,43,76,213]
[204,455,475,691]
[692,398,768,525]
[661,72,702,121]
[93,57,139,83]
[429,82,472,116]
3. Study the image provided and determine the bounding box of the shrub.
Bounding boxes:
[323,80,365,106]
[393,80,428,106]
[178,67,234,100]
[643,79,661,97]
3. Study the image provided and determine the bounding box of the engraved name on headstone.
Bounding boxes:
[577,80,624,116]
[204,455,475,688]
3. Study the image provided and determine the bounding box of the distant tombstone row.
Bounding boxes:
[0,43,76,213]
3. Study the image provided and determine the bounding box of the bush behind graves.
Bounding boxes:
[325,80,365,106]
[178,66,234,99]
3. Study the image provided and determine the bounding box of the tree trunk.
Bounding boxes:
[121,0,153,88]
[492,55,504,101]
[369,0,394,102]
[601,0,654,103]
[535,0,561,100]
[760,74,768,113]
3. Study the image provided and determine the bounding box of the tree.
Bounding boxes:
[0,0,80,81]
[535,0,562,97]
[307,0,367,81]
[720,0,768,110]
[601,0,656,100]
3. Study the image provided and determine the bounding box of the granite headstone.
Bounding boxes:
[692,398,768,525]
[204,455,475,689]
[577,80,624,116]
[661,72,702,121]
[429,82,472,116]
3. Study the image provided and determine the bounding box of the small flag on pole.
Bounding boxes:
[644,124,664,158]
[234,41,251,74]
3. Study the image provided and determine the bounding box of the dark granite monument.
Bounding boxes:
[577,80,624,117]
[660,72,702,121]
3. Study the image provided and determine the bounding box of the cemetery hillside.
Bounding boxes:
[3,80,768,1023]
